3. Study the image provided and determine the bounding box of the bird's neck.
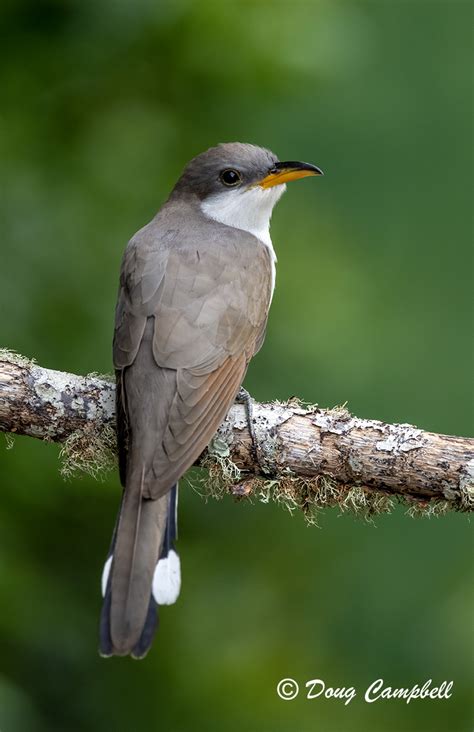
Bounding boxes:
[200,185,283,302]
[200,185,285,250]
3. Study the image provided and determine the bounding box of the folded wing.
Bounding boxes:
[114,221,271,498]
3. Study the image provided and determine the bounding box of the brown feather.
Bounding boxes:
[107,194,272,654]
[113,199,271,500]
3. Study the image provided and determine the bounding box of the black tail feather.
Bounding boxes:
[131,595,159,659]
[99,583,113,657]
[160,483,178,559]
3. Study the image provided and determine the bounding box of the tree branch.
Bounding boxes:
[1,349,472,519]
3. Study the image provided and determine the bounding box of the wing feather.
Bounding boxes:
[150,356,247,493]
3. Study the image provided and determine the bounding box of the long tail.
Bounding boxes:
[99,483,180,658]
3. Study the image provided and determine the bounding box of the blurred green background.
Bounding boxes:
[0,1,472,731]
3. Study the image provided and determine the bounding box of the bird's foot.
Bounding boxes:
[235,387,259,467]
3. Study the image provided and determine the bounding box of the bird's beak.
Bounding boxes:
[259,160,324,189]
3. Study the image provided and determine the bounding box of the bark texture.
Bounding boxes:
[1,350,472,515]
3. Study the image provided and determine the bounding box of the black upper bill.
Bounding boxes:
[272,160,324,175]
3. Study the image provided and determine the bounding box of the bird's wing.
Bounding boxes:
[113,222,271,498]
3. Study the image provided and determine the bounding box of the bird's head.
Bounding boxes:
[171,142,323,243]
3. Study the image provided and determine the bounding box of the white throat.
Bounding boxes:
[200,184,285,298]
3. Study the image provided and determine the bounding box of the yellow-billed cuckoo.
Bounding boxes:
[99,142,322,658]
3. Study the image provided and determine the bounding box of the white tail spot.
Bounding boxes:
[101,555,113,597]
[152,549,181,605]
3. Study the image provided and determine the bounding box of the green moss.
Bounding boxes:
[198,453,396,525]
[3,433,15,450]
[59,424,117,481]
[0,348,36,369]
[405,499,450,519]
[85,371,115,383]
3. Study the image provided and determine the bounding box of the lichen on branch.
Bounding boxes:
[1,349,473,519]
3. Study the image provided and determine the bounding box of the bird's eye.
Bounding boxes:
[219,169,242,187]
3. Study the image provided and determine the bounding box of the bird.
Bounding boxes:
[99,142,322,658]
